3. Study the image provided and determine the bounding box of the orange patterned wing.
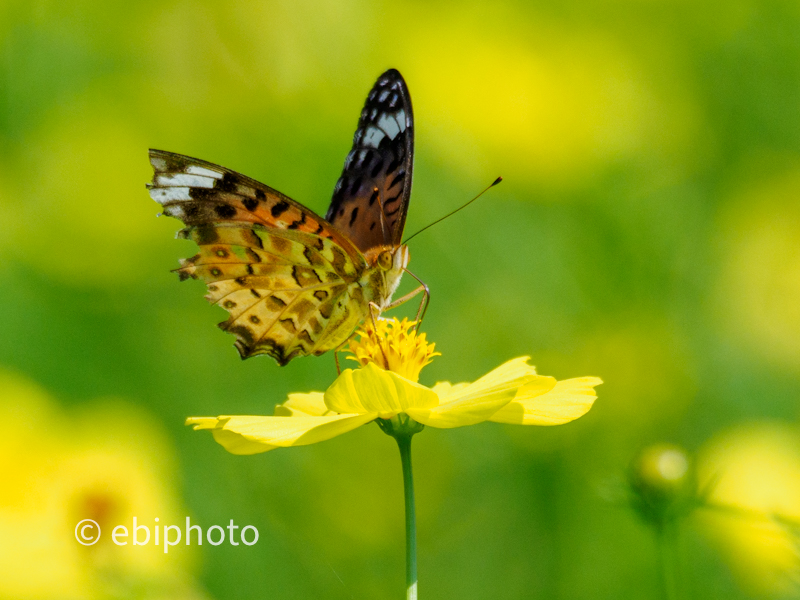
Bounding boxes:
[149,149,364,263]
[325,69,414,251]
[149,150,369,365]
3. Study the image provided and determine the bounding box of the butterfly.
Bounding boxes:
[148,69,426,366]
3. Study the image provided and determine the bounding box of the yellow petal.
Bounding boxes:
[443,356,540,399]
[210,427,278,455]
[185,413,376,455]
[324,363,439,416]
[490,376,602,425]
[273,392,330,416]
[407,357,541,428]
[186,416,219,430]
[430,381,470,398]
[434,357,544,403]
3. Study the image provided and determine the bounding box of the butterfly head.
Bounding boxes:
[364,244,409,302]
[364,244,408,269]
[383,244,410,271]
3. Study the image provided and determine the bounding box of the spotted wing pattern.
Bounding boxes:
[326,69,414,252]
[149,150,370,365]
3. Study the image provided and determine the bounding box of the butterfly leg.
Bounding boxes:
[334,346,343,375]
[331,301,398,375]
[384,268,430,328]
[333,331,359,375]
[368,301,392,369]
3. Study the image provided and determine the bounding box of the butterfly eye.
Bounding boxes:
[378,250,393,270]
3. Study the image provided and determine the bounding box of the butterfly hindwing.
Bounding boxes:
[326,69,414,251]
[173,223,370,365]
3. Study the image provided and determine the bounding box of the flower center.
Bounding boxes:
[346,317,440,382]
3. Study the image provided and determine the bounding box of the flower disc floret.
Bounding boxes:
[346,318,439,382]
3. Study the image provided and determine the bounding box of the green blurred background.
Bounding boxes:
[2,0,800,598]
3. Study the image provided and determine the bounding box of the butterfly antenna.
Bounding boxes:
[402,177,502,245]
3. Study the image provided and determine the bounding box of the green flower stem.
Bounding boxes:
[378,415,423,599]
[656,521,680,600]
[396,433,418,600]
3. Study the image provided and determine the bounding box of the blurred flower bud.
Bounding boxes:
[629,443,697,527]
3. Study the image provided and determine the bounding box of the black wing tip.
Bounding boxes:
[149,148,191,161]
[148,148,180,171]
[379,68,406,84]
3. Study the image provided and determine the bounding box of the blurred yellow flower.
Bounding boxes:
[187,318,601,454]
[0,369,208,600]
[715,167,800,374]
[698,423,800,596]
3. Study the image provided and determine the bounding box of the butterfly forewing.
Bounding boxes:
[326,69,414,251]
[150,149,363,262]
[149,151,370,365]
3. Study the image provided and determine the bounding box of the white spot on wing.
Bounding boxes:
[150,157,167,171]
[395,109,406,131]
[157,173,215,187]
[377,113,401,139]
[163,205,186,219]
[150,187,192,204]
[362,126,384,148]
[186,165,223,179]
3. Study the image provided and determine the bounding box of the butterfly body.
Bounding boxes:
[149,69,416,366]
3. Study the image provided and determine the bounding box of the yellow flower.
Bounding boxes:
[697,423,800,596]
[0,369,205,600]
[187,318,602,454]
